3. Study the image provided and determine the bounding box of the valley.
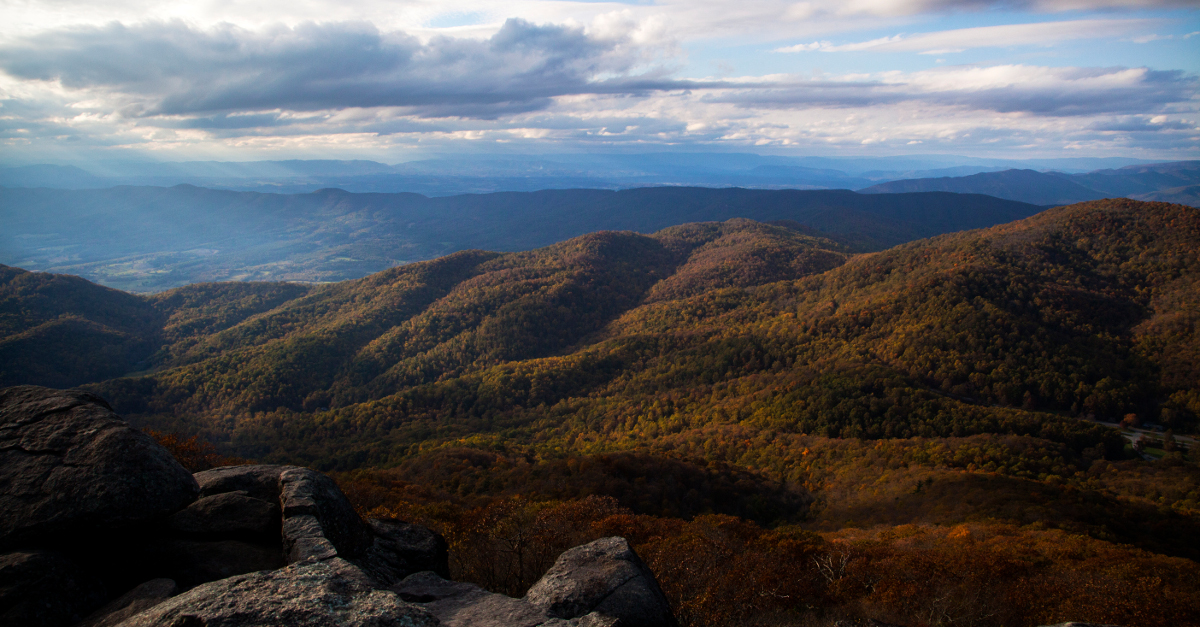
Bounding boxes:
[0,186,1040,292]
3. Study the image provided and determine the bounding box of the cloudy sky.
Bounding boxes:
[1,0,1196,163]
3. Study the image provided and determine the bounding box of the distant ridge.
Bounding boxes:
[858,169,1106,206]
[0,153,1157,195]
[0,164,107,189]
[1133,184,1200,207]
[0,186,1041,291]
[858,161,1200,207]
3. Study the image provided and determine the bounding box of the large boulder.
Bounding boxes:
[395,537,678,627]
[525,537,678,627]
[0,386,199,549]
[114,557,437,627]
[355,518,451,586]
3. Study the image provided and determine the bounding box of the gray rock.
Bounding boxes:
[77,578,177,627]
[525,537,677,627]
[0,549,106,627]
[114,558,437,627]
[168,492,279,537]
[194,465,289,502]
[394,571,629,627]
[392,571,548,627]
[282,515,338,563]
[356,519,450,585]
[0,386,199,549]
[193,464,374,565]
[551,616,619,627]
[279,468,373,560]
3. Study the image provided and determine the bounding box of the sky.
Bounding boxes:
[0,0,1197,164]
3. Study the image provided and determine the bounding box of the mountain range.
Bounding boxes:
[0,153,1156,196]
[4,197,1197,449]
[0,186,1041,292]
[861,161,1200,206]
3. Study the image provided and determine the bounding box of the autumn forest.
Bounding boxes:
[3,197,1200,626]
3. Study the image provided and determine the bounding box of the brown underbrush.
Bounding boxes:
[340,474,1200,627]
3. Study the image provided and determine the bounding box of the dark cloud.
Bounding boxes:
[706,80,906,108]
[930,69,1197,116]
[710,67,1198,117]
[0,19,695,119]
[163,113,299,130]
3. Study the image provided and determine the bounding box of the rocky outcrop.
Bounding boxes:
[0,385,680,627]
[116,558,437,627]
[394,537,677,627]
[192,464,389,566]
[0,386,199,549]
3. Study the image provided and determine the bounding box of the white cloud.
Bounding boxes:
[0,1,1196,160]
[0,19,694,120]
[776,18,1159,54]
[713,65,1198,117]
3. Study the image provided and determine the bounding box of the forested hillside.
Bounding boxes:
[4,199,1198,454]
[65,198,1194,452]
[6,198,1200,625]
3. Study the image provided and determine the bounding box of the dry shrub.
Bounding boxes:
[144,429,247,472]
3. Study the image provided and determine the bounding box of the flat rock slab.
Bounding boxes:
[194,465,290,502]
[115,558,437,627]
[393,571,549,627]
[0,386,199,549]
